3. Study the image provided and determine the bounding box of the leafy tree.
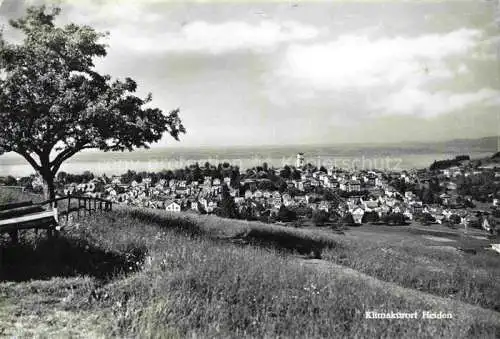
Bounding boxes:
[280,165,291,179]
[240,205,256,221]
[276,180,287,193]
[216,184,239,219]
[81,170,94,182]
[56,171,68,183]
[291,169,301,180]
[277,205,297,222]
[121,170,137,185]
[323,190,339,205]
[419,213,436,225]
[0,6,185,199]
[192,163,203,182]
[382,213,407,226]
[449,214,461,224]
[2,175,17,186]
[18,176,33,189]
[362,211,379,223]
[312,210,330,226]
[257,180,276,191]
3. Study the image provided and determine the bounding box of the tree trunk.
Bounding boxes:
[41,172,56,201]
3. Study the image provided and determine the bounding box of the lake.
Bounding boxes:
[0,144,495,177]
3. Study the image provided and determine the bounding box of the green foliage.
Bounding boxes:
[312,210,330,226]
[449,214,461,224]
[362,211,379,223]
[216,185,239,219]
[418,213,436,225]
[381,213,408,226]
[1,208,500,337]
[0,6,185,198]
[1,175,18,186]
[277,205,297,222]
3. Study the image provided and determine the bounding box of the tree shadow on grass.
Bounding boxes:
[239,229,339,259]
[0,236,146,282]
[127,209,343,259]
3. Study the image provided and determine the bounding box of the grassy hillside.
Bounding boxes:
[120,208,500,312]
[1,202,500,337]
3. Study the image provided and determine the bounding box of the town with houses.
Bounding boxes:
[4,152,500,233]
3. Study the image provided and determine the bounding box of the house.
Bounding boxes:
[351,207,365,225]
[191,201,202,212]
[203,176,212,186]
[272,199,283,209]
[282,194,293,207]
[318,201,330,213]
[244,190,253,199]
[199,198,208,210]
[403,209,413,221]
[482,218,492,232]
[384,187,398,197]
[363,199,379,211]
[367,173,378,187]
[440,193,451,205]
[254,190,263,199]
[404,191,415,200]
[176,187,191,196]
[207,201,218,213]
[229,187,239,197]
[445,182,458,191]
[143,177,152,187]
[327,179,339,189]
[411,202,424,214]
[165,201,181,212]
[310,179,320,187]
[338,178,347,191]
[294,196,307,204]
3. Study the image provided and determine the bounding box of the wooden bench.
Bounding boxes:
[0,200,33,211]
[0,201,59,243]
[0,195,112,243]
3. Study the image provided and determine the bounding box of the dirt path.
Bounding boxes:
[296,257,500,324]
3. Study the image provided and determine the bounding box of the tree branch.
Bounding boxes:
[50,144,93,175]
[15,149,41,172]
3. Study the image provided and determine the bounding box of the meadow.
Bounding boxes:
[1,189,500,338]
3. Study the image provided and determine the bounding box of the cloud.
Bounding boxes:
[106,20,320,55]
[373,87,500,117]
[267,28,496,120]
[277,28,481,91]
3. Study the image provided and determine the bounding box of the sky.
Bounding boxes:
[0,0,499,148]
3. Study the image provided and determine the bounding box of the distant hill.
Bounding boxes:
[394,136,498,154]
[433,136,498,152]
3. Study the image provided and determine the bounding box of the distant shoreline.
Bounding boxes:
[0,150,495,178]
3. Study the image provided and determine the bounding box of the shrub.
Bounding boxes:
[312,210,330,226]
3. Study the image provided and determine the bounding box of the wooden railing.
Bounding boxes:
[0,185,25,192]
[37,195,113,225]
[0,195,112,243]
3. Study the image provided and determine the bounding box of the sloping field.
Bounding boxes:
[1,206,499,337]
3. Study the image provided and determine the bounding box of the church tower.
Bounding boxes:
[296,153,305,168]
